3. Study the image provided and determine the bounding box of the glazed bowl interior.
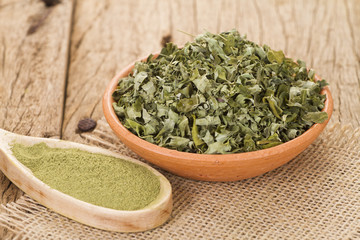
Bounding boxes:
[103,56,333,182]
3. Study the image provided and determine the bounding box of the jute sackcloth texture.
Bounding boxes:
[0,118,359,240]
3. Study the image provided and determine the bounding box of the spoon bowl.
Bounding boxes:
[0,129,172,232]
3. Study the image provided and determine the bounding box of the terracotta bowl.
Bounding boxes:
[103,56,333,182]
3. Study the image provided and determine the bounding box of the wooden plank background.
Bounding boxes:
[0,0,359,237]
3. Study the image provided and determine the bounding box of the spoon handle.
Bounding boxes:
[0,128,9,135]
[0,128,13,147]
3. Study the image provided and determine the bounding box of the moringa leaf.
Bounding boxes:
[142,108,152,123]
[113,102,125,117]
[178,115,190,137]
[125,119,144,136]
[112,29,328,154]
[167,136,190,149]
[134,71,148,91]
[176,96,199,113]
[244,134,256,152]
[302,112,328,123]
[205,141,231,154]
[202,130,214,145]
[141,80,156,96]
[192,75,211,93]
[267,50,285,64]
[126,106,141,120]
[192,115,204,149]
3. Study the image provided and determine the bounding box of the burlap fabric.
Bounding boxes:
[0,119,359,240]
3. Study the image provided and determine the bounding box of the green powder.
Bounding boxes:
[11,142,161,211]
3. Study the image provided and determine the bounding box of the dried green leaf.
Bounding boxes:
[192,75,211,93]
[134,72,148,91]
[167,136,190,148]
[176,96,199,113]
[302,112,328,123]
[192,115,204,148]
[267,50,285,64]
[113,29,328,154]
[206,141,231,154]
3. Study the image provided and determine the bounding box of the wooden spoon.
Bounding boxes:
[0,128,173,232]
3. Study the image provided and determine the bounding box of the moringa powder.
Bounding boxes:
[11,142,161,211]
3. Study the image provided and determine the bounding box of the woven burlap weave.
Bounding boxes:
[0,119,359,240]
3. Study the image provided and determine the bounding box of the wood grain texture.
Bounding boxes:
[0,0,73,205]
[0,0,73,137]
[0,0,359,236]
[62,0,175,142]
[62,0,359,144]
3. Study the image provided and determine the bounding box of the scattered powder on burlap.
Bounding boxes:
[0,118,359,240]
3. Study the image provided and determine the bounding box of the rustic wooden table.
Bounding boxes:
[0,0,359,237]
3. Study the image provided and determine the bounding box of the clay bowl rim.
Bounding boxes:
[103,55,333,164]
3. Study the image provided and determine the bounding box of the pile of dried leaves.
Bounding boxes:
[113,30,328,154]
